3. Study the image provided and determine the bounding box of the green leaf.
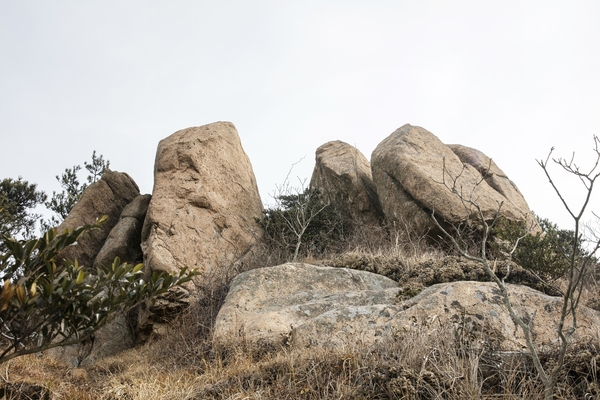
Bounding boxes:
[132,263,144,273]
[76,270,85,285]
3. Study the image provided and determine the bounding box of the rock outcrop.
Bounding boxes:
[214,263,600,350]
[371,124,534,235]
[140,122,264,326]
[51,188,146,367]
[391,281,600,350]
[310,141,382,225]
[55,170,141,267]
[44,121,555,367]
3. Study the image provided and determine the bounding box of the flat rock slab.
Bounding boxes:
[215,264,600,351]
[389,281,600,350]
[214,263,399,343]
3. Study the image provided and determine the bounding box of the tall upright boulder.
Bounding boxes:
[310,141,383,226]
[55,170,141,267]
[371,124,534,235]
[140,122,264,322]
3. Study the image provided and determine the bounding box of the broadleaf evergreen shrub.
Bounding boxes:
[0,217,199,365]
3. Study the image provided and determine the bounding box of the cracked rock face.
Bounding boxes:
[93,194,151,268]
[214,263,600,350]
[371,124,536,236]
[55,170,141,268]
[140,122,264,328]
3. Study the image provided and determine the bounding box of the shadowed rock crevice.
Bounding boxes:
[93,193,152,268]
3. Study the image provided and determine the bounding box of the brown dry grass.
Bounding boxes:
[10,307,600,399]
[3,226,600,399]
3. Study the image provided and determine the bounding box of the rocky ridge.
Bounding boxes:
[52,121,577,365]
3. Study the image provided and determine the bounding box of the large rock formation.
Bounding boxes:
[55,170,141,267]
[49,174,142,367]
[214,263,600,350]
[140,122,264,323]
[371,124,535,235]
[310,141,383,226]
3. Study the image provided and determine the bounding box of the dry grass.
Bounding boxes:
[10,307,599,399]
[3,225,600,399]
[5,285,600,399]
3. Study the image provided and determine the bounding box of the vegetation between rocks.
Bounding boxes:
[2,137,600,399]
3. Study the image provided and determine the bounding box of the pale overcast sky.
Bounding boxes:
[1,1,599,230]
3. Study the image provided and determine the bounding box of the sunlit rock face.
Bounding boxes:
[213,263,399,345]
[140,121,264,332]
[371,124,537,236]
[56,170,141,268]
[214,263,600,351]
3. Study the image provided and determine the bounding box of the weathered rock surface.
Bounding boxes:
[310,141,383,225]
[213,263,399,343]
[51,177,142,367]
[215,263,600,351]
[55,170,141,267]
[448,144,538,230]
[371,124,533,235]
[390,281,600,350]
[140,122,264,326]
[93,194,151,268]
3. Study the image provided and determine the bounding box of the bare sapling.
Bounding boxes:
[536,135,600,397]
[430,136,600,399]
[267,159,330,262]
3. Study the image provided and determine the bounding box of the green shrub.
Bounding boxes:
[492,216,586,280]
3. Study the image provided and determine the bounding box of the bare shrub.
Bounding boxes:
[431,136,600,399]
